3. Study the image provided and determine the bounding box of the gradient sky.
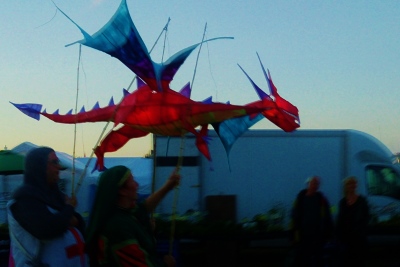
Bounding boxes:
[1,0,399,158]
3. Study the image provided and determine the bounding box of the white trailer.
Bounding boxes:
[154,129,400,230]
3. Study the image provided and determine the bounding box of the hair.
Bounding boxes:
[305,175,320,185]
[343,176,357,184]
[343,176,357,195]
[13,146,66,210]
[24,146,54,187]
[86,165,132,266]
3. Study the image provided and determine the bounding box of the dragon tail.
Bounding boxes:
[10,102,43,121]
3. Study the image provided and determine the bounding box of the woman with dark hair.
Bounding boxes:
[86,165,180,267]
[7,146,87,266]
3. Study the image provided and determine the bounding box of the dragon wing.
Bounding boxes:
[57,0,232,92]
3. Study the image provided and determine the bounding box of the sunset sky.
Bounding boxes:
[1,0,399,158]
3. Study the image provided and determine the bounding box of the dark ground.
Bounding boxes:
[0,237,399,267]
[175,238,400,267]
[177,246,400,267]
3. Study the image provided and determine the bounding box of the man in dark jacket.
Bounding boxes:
[290,176,334,267]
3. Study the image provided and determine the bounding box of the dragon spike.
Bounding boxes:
[256,53,270,86]
[66,109,73,115]
[266,69,277,98]
[92,102,100,110]
[202,96,213,104]
[108,97,115,106]
[179,82,191,98]
[137,77,146,88]
[123,89,130,97]
[43,109,47,114]
[53,109,60,115]
[79,106,86,113]
[238,64,271,101]
[256,53,276,98]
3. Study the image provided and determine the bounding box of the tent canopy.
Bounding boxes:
[77,157,153,195]
[12,142,88,171]
[0,150,25,175]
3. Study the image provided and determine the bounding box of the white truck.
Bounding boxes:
[153,129,400,232]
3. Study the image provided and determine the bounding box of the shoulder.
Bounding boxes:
[12,185,48,203]
[136,201,148,215]
[104,209,137,231]
[358,195,367,201]
[318,192,329,200]
[296,189,307,199]
[12,184,36,198]
[338,197,351,208]
[10,189,46,214]
[357,195,368,205]
[102,211,140,242]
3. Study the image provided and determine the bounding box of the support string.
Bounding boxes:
[168,23,208,255]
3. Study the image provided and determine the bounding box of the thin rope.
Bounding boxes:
[71,44,82,196]
[35,7,57,29]
[168,23,208,255]
[191,23,207,90]
[151,134,157,196]
[168,134,185,255]
[160,18,170,63]
[205,42,219,102]
[150,18,171,221]
[73,18,171,195]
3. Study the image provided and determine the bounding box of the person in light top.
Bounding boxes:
[8,146,87,267]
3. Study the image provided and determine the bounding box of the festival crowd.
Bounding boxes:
[6,146,372,267]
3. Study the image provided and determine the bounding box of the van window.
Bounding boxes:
[366,166,400,200]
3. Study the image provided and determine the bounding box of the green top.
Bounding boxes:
[99,203,162,266]
[86,165,165,267]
